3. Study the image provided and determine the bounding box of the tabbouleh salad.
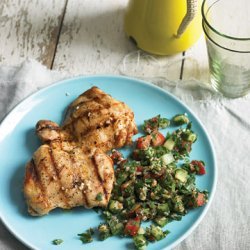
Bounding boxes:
[57,114,209,249]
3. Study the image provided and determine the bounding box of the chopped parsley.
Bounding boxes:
[143,115,170,134]
[96,192,103,201]
[78,228,94,243]
[98,223,112,240]
[52,239,63,245]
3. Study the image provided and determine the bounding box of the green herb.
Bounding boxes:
[93,207,100,213]
[124,196,136,208]
[52,239,63,245]
[145,225,169,242]
[108,216,124,235]
[143,115,160,133]
[116,171,129,185]
[157,203,170,215]
[173,195,185,214]
[143,115,170,134]
[78,228,94,243]
[98,223,111,240]
[154,216,168,227]
[96,192,103,201]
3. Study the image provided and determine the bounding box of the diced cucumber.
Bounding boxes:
[157,203,170,215]
[108,200,123,213]
[173,196,185,213]
[161,153,175,165]
[154,216,168,227]
[145,225,169,242]
[186,133,197,142]
[175,169,188,183]
[159,118,170,129]
[172,114,189,126]
[133,234,147,250]
[163,138,175,150]
[108,217,124,235]
[137,227,145,235]
[182,129,197,143]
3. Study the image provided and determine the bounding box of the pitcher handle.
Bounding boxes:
[176,0,198,38]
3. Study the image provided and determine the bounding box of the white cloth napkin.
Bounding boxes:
[0,59,249,250]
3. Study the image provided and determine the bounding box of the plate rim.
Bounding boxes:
[0,75,217,250]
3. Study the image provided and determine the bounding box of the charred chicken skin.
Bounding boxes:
[23,87,137,216]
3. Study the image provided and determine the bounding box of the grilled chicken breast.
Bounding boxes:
[23,87,137,216]
[24,145,114,216]
[63,86,138,151]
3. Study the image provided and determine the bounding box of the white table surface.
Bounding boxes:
[0,0,209,80]
[0,1,211,249]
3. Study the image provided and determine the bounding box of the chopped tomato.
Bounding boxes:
[151,168,166,179]
[151,116,159,123]
[151,132,165,146]
[198,166,206,175]
[136,166,143,174]
[191,160,206,175]
[143,173,152,179]
[121,180,133,190]
[110,149,123,163]
[132,150,140,160]
[124,217,141,236]
[143,116,159,133]
[187,192,207,208]
[196,193,206,206]
[136,135,152,149]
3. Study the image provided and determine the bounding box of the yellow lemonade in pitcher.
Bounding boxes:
[124,0,202,55]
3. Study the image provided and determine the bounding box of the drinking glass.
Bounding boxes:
[202,0,250,98]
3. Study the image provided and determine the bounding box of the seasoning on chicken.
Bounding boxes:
[63,86,138,151]
[23,87,138,216]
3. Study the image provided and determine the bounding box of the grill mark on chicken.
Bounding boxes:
[71,122,78,141]
[81,149,106,208]
[29,158,49,211]
[65,104,113,128]
[48,147,70,208]
[30,159,43,191]
[91,156,108,200]
[67,100,102,114]
[30,158,39,181]
[70,123,75,138]
[67,150,88,207]
[78,116,115,136]
[92,96,111,108]
[65,91,111,115]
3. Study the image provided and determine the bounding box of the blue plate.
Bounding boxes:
[0,75,217,250]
